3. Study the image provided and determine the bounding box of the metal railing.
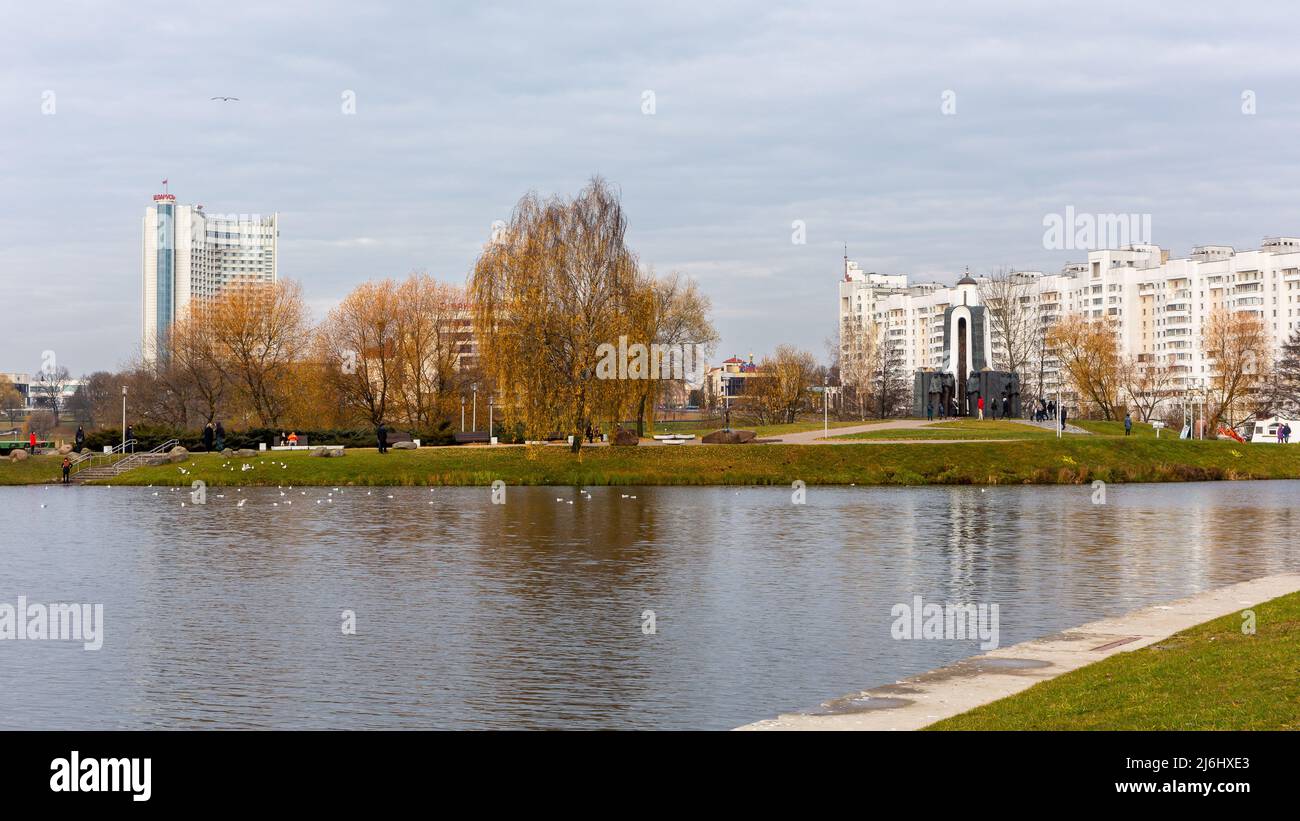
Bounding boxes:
[70,439,178,480]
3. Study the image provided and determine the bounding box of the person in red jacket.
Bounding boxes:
[29,431,37,452]
[977,395,985,421]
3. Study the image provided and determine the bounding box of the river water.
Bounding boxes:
[1,481,1296,729]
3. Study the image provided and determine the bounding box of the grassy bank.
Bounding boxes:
[0,435,1287,487]
[927,590,1300,730]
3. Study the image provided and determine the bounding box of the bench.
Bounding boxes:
[453,432,491,444]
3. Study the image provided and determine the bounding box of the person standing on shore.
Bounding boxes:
[202,422,215,452]
[61,456,71,484]
[376,422,388,454]
[215,421,225,452]
[1124,412,1132,436]
[75,425,85,452]
[125,424,134,453]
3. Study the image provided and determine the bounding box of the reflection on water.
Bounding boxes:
[1,481,1296,729]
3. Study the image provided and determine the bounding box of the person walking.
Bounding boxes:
[75,425,85,452]
[1002,393,1010,420]
[1124,412,1132,436]
[202,422,215,453]
[1060,404,1068,432]
[215,421,225,452]
[926,400,934,422]
[977,395,984,421]
[61,455,71,484]
[1285,423,1292,444]
[376,422,388,454]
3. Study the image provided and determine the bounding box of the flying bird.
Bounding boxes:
[210,96,240,102]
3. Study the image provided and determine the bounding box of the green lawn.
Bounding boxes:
[927,590,1300,730]
[0,455,66,485]
[652,417,888,438]
[833,420,1066,441]
[1072,419,1160,438]
[0,435,1284,488]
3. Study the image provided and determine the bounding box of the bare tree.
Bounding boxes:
[838,319,880,419]
[869,338,909,418]
[31,365,73,423]
[979,270,1039,378]
[1121,354,1176,422]
[1274,328,1300,417]
[1203,308,1269,432]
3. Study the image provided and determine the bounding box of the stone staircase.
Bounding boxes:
[69,439,178,483]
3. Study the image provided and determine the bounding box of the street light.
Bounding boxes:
[460,395,466,432]
[488,393,495,443]
[121,385,127,452]
[823,376,829,437]
[472,383,478,432]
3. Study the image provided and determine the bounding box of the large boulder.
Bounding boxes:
[167,446,190,463]
[9,448,28,462]
[611,428,639,446]
[58,443,73,455]
[392,440,418,450]
[221,447,235,457]
[310,447,345,457]
[234,448,259,458]
[701,429,757,445]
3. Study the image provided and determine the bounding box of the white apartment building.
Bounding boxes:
[839,239,1300,402]
[141,193,279,362]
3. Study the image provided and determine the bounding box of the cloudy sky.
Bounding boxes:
[4,1,1299,374]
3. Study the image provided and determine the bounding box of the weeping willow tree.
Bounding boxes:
[471,177,644,452]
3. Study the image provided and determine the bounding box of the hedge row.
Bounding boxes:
[81,422,463,452]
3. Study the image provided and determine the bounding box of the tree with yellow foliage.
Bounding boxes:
[1046,314,1123,419]
[1203,308,1268,432]
[471,177,640,452]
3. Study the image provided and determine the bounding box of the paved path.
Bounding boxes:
[520,418,1088,447]
[736,573,1300,731]
[768,418,1084,445]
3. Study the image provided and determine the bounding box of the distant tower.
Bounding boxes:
[141,192,279,363]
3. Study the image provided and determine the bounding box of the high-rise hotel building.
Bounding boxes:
[839,239,1300,401]
[141,193,279,362]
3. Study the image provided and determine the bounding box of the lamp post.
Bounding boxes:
[472,383,478,432]
[460,395,465,432]
[121,386,127,452]
[488,394,495,443]
[823,376,829,437]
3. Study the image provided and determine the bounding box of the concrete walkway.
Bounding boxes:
[737,573,1300,731]
[769,418,1080,445]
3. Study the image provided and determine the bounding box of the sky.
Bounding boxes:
[4,0,1300,375]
